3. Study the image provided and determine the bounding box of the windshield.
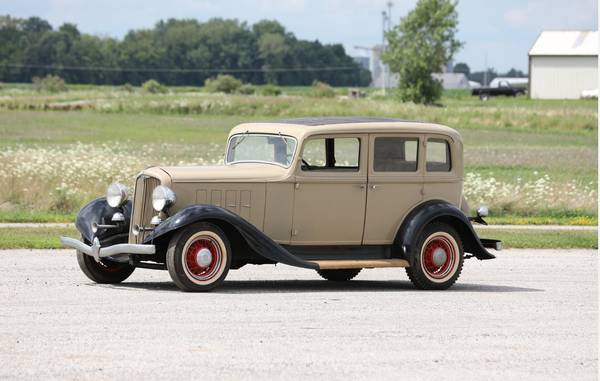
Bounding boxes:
[226,134,297,167]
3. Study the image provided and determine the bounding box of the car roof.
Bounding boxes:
[229,116,462,142]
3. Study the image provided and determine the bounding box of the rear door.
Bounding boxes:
[363,134,424,245]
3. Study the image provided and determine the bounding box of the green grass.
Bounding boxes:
[0,84,596,221]
[0,211,76,223]
[0,227,78,249]
[486,212,597,226]
[475,228,598,249]
[0,226,595,250]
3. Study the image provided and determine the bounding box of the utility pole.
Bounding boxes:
[381,10,388,95]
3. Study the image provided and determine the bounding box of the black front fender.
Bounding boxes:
[75,197,132,242]
[394,200,496,263]
[145,204,318,270]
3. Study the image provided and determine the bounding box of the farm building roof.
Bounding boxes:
[529,31,599,56]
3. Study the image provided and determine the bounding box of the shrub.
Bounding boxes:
[204,74,243,94]
[141,79,168,94]
[260,84,281,96]
[237,83,256,95]
[121,83,135,93]
[32,75,67,93]
[311,80,335,98]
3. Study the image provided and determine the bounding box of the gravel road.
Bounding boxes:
[0,249,597,380]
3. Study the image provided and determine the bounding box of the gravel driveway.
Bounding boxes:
[0,249,597,380]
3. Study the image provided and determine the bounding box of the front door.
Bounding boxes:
[291,135,367,245]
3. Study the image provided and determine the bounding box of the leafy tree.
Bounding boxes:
[258,33,289,84]
[383,0,462,104]
[0,15,369,87]
[453,62,470,76]
[505,68,527,78]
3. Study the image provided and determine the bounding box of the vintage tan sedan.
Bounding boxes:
[61,117,501,291]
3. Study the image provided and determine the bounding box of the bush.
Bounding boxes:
[32,75,67,93]
[260,84,281,96]
[141,79,168,94]
[311,80,335,98]
[204,74,243,94]
[236,84,256,95]
[121,83,135,93]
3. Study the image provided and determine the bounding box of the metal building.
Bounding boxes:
[528,31,598,99]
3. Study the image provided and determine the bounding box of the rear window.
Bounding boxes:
[426,139,451,172]
[373,137,418,172]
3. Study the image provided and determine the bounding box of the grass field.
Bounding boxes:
[0,84,597,224]
[0,226,595,250]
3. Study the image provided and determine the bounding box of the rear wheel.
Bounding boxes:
[317,268,361,281]
[406,222,464,290]
[166,222,231,292]
[77,250,135,284]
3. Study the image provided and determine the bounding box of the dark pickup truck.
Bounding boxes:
[472,81,527,100]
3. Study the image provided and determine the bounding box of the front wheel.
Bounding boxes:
[405,222,464,290]
[166,222,231,292]
[77,250,135,284]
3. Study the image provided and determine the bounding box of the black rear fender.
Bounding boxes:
[394,200,495,264]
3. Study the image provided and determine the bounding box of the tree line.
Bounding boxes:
[0,16,371,87]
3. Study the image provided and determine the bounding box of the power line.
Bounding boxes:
[0,63,360,73]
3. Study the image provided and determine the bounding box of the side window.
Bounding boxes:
[373,137,418,172]
[302,137,360,171]
[426,139,451,172]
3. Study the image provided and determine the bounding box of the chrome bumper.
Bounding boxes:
[60,236,155,262]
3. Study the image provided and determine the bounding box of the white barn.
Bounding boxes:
[528,31,598,99]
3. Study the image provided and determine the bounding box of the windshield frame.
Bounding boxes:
[225,133,299,168]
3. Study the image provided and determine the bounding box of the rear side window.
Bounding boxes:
[426,139,451,172]
[373,137,418,172]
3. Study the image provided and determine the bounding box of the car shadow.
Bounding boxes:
[98,280,543,294]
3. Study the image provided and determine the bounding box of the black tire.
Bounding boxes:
[166,222,231,292]
[77,250,135,284]
[405,222,464,290]
[317,268,362,281]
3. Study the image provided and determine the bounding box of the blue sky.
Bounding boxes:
[3,0,597,72]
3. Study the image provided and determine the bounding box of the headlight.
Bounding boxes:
[106,183,128,208]
[152,185,176,212]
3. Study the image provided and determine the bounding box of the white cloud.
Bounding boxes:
[503,0,597,30]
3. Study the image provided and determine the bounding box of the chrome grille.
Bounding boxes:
[129,175,160,243]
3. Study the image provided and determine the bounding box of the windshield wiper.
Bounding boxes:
[230,130,249,151]
[278,132,294,165]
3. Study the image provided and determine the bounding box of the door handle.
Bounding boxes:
[370,185,379,190]
[358,184,366,189]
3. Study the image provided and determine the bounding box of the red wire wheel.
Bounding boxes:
[420,232,460,283]
[182,232,226,284]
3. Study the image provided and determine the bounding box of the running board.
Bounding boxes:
[311,259,409,270]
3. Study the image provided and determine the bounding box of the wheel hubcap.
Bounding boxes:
[422,235,457,280]
[432,247,447,267]
[184,236,222,281]
[196,248,213,267]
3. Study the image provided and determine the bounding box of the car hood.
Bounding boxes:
[158,163,290,183]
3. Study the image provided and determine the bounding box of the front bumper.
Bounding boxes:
[60,236,155,262]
